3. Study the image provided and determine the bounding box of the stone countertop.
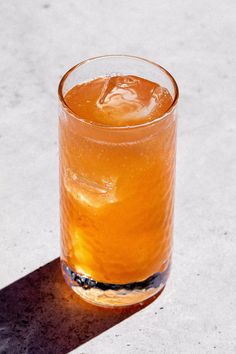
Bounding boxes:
[0,1,235,353]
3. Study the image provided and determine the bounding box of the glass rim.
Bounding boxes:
[58,54,179,130]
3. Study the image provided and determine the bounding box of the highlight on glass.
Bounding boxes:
[58,55,179,307]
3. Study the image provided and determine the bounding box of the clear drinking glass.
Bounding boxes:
[58,55,179,307]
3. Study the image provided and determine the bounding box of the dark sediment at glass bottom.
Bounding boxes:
[61,261,170,292]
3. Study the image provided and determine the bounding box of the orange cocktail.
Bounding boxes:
[58,56,178,306]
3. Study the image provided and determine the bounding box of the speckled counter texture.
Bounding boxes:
[0,1,235,353]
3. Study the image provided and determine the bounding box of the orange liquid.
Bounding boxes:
[60,75,176,284]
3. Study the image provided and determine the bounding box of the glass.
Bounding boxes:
[58,55,179,307]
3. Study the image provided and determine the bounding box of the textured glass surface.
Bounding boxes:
[58,56,178,306]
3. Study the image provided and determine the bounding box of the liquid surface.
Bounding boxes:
[64,75,173,126]
[60,75,176,286]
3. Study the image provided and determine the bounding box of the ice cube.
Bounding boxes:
[64,168,117,208]
[95,75,170,123]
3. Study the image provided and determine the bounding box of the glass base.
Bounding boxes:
[61,261,170,307]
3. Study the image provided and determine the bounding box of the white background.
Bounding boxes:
[0,1,235,353]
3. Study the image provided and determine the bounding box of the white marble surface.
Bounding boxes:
[0,0,236,353]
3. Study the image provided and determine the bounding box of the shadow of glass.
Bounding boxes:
[0,258,160,354]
